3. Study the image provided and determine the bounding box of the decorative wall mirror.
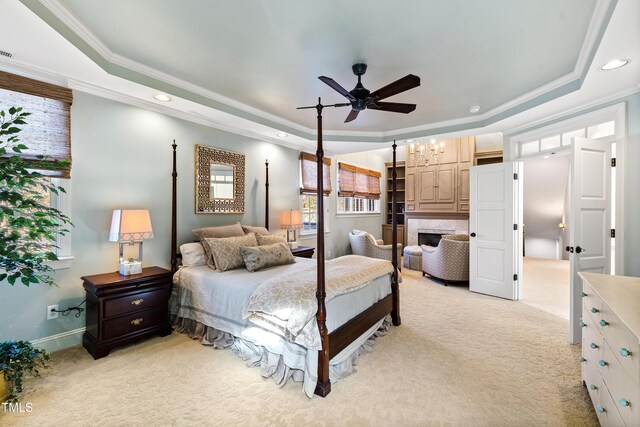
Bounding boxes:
[195,145,245,213]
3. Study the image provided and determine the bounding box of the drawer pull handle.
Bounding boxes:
[599,319,608,327]
[589,384,597,390]
[598,359,607,367]
[581,292,588,297]
[579,356,586,363]
[597,405,605,413]
[619,398,630,407]
[619,348,632,357]
[580,321,586,328]
[130,318,143,326]
[590,307,599,313]
[131,298,144,306]
[590,343,599,349]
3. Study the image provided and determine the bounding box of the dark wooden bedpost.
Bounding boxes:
[170,140,178,273]
[265,159,269,230]
[391,140,401,326]
[314,98,331,397]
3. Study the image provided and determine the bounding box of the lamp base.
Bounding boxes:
[119,260,142,276]
[287,241,299,250]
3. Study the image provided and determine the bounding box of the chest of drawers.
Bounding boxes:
[580,272,640,426]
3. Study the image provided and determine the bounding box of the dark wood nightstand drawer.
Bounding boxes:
[102,308,166,341]
[104,288,167,318]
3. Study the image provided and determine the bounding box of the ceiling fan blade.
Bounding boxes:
[319,76,356,101]
[368,102,417,114]
[370,74,420,101]
[344,109,360,123]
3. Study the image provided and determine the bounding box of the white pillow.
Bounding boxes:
[180,243,207,267]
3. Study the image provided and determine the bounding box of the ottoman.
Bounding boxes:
[402,245,422,270]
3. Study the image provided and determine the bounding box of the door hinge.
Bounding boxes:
[513,173,518,180]
[513,274,518,281]
[611,158,616,167]
[611,229,615,238]
[513,224,518,231]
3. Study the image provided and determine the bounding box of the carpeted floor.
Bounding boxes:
[2,269,597,426]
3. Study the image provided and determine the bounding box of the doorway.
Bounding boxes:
[520,152,571,319]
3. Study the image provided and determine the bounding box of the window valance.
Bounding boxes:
[338,162,381,199]
[300,152,332,195]
[0,71,73,178]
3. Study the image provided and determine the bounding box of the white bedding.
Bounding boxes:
[169,257,392,396]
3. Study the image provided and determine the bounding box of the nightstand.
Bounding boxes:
[82,266,173,359]
[291,245,315,258]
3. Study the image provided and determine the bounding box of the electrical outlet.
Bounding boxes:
[47,305,59,320]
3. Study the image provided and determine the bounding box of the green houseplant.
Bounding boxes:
[0,341,49,402]
[0,107,72,287]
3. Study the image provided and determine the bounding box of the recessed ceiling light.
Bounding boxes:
[600,59,629,71]
[406,139,415,143]
[154,94,171,102]
[277,132,288,138]
[468,105,480,114]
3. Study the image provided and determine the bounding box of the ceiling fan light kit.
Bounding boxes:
[318,63,421,123]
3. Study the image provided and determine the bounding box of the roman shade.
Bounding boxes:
[300,152,331,195]
[338,162,381,199]
[0,71,73,178]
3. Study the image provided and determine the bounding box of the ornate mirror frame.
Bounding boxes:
[195,145,245,214]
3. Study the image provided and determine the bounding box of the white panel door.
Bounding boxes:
[569,137,611,343]
[469,162,521,299]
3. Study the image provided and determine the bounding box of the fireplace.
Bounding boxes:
[418,229,454,247]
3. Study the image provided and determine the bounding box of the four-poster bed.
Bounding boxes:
[169,100,400,397]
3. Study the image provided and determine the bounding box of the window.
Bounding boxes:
[299,152,331,235]
[336,162,381,215]
[518,121,617,157]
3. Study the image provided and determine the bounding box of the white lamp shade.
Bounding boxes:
[109,209,154,243]
[280,210,303,230]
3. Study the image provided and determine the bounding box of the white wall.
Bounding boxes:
[525,237,561,260]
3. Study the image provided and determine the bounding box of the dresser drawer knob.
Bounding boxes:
[619,398,630,407]
[590,343,599,349]
[599,319,608,327]
[131,298,144,306]
[589,384,597,390]
[597,405,605,413]
[580,356,586,363]
[130,318,143,326]
[580,321,587,328]
[598,359,607,367]
[581,292,588,298]
[590,307,599,313]
[619,348,632,357]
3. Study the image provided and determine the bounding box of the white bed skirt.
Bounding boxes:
[172,315,390,397]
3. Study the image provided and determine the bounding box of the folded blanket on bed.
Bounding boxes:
[243,255,395,350]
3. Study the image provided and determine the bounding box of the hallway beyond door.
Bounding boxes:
[521,257,569,320]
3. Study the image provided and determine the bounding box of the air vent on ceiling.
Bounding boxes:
[0,50,13,58]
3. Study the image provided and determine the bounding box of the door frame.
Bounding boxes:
[505,103,626,342]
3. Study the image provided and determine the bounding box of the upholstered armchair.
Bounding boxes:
[349,230,402,263]
[421,234,469,283]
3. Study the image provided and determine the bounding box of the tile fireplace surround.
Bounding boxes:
[406,218,469,246]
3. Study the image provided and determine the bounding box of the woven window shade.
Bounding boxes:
[0,71,72,178]
[339,162,381,199]
[300,152,332,195]
[338,162,356,196]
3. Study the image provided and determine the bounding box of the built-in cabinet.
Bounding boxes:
[382,161,405,247]
[405,136,475,214]
[382,224,404,247]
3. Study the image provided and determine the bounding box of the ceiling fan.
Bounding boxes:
[318,63,421,123]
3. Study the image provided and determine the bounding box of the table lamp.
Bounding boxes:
[109,209,154,276]
[280,209,302,249]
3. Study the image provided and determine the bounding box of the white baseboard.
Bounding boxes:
[30,327,86,353]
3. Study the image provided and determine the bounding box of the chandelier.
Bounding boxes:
[412,139,445,166]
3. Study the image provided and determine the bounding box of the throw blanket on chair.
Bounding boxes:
[243,255,395,350]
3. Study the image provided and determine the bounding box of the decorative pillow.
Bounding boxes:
[204,233,258,272]
[179,243,207,267]
[240,242,296,272]
[241,224,270,236]
[193,223,245,268]
[256,234,287,246]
